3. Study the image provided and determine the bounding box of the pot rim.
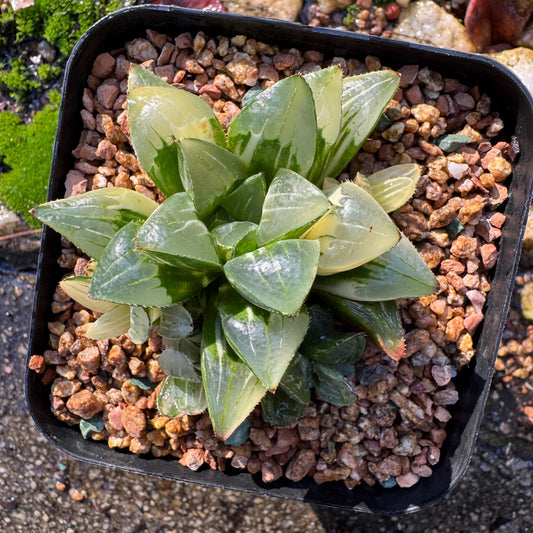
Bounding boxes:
[25,4,533,515]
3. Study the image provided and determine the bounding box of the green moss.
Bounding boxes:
[37,64,63,82]
[343,4,361,27]
[0,92,60,228]
[0,57,40,102]
[14,0,127,57]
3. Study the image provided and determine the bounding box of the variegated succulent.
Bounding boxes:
[33,64,438,440]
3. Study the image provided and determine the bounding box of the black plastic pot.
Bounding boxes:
[26,5,533,514]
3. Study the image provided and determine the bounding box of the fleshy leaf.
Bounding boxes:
[322,177,340,193]
[219,173,266,224]
[227,76,317,183]
[362,164,421,213]
[312,364,356,406]
[86,304,130,340]
[314,234,438,301]
[60,276,117,314]
[224,419,251,446]
[303,181,400,275]
[216,285,309,389]
[79,414,104,438]
[178,138,246,219]
[201,308,267,440]
[301,332,365,366]
[224,239,320,315]
[257,169,330,246]
[128,64,170,91]
[159,304,194,349]
[157,376,206,417]
[128,85,225,197]
[90,222,213,307]
[31,189,158,260]
[128,306,150,344]
[129,377,153,390]
[158,348,200,382]
[136,192,221,272]
[320,293,405,360]
[304,65,343,185]
[322,71,400,179]
[261,354,311,427]
[211,221,258,262]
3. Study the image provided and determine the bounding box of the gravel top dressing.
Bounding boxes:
[28,24,515,494]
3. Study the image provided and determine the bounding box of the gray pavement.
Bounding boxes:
[1,222,532,533]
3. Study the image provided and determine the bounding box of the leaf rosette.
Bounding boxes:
[33,63,438,440]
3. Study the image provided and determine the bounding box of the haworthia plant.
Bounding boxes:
[33,65,438,440]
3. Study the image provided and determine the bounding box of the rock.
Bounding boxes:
[64,170,87,198]
[518,20,533,48]
[223,0,303,21]
[66,390,104,419]
[126,38,158,63]
[285,449,316,482]
[465,0,533,50]
[392,0,476,53]
[396,471,420,488]
[0,203,26,236]
[316,0,351,14]
[37,40,56,63]
[92,52,115,78]
[179,448,205,471]
[96,79,120,110]
[488,48,533,97]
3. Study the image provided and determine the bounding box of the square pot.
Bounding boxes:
[26,5,533,514]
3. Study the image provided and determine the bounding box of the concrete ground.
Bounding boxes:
[0,218,532,533]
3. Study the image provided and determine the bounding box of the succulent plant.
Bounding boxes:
[33,64,438,440]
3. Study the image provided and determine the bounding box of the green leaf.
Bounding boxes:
[224,419,251,446]
[314,234,438,301]
[362,164,421,213]
[322,177,339,193]
[211,221,258,262]
[128,306,151,344]
[320,293,405,360]
[90,222,213,307]
[322,71,400,179]
[224,239,320,315]
[31,188,158,259]
[217,285,309,389]
[219,173,266,224]
[303,181,400,275]
[178,138,246,219]
[128,64,170,91]
[205,207,234,231]
[79,414,104,438]
[158,348,200,382]
[227,76,317,183]
[159,304,194,349]
[129,377,153,390]
[304,65,343,185]
[301,332,365,366]
[257,169,330,246]
[136,193,221,272]
[261,354,310,427]
[157,376,207,417]
[59,276,118,314]
[201,308,267,440]
[128,85,226,197]
[312,364,356,406]
[241,84,263,107]
[86,304,131,340]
